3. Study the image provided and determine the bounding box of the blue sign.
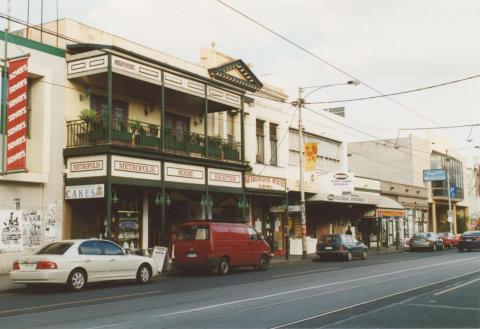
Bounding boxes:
[450,185,457,198]
[423,169,447,182]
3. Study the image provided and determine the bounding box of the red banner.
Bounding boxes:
[6,57,28,172]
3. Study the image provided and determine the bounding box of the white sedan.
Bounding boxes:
[10,239,158,291]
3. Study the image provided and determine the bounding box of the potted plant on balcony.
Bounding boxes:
[207,135,223,159]
[187,133,204,154]
[78,108,101,143]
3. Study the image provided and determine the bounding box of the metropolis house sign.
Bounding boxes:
[208,169,242,188]
[65,184,105,199]
[66,155,107,178]
[164,162,204,185]
[112,155,161,181]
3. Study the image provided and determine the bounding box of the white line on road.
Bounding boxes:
[272,267,340,278]
[433,276,480,296]
[270,269,480,329]
[147,256,479,319]
[405,303,480,312]
[0,289,163,315]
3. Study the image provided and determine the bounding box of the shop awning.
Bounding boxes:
[376,196,404,210]
[376,196,405,218]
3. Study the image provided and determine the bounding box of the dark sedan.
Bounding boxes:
[316,234,368,261]
[458,231,480,252]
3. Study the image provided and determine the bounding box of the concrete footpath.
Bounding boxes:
[0,247,405,292]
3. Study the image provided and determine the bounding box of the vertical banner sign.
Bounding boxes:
[304,142,318,172]
[6,57,28,172]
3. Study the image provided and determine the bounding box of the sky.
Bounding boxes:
[3,0,480,164]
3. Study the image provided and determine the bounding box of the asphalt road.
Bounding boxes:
[0,250,479,329]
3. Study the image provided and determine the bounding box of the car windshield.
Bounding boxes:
[320,235,340,243]
[178,225,210,240]
[413,233,427,239]
[463,231,480,237]
[36,242,74,255]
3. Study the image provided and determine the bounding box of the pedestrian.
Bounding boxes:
[345,226,352,235]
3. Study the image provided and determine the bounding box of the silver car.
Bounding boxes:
[409,232,444,251]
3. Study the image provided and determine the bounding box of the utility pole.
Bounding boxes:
[1,13,9,175]
[297,88,307,259]
[446,150,453,234]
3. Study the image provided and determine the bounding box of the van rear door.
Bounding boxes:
[175,224,211,265]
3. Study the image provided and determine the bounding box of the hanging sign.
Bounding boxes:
[304,142,318,172]
[5,57,29,172]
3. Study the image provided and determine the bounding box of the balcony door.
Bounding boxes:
[91,95,128,128]
[165,112,190,140]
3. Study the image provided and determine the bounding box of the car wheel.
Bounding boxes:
[257,255,270,271]
[362,250,368,260]
[67,268,87,291]
[345,251,352,262]
[136,264,152,284]
[217,257,230,275]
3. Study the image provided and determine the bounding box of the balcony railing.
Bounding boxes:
[66,118,242,163]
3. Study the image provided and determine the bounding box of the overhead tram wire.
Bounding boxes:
[215,0,472,143]
[2,11,476,138]
[305,73,480,104]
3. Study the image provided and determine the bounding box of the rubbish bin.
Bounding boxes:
[151,246,168,273]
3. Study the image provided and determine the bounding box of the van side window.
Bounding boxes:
[178,225,210,240]
[247,227,260,240]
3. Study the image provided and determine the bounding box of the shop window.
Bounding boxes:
[256,119,265,163]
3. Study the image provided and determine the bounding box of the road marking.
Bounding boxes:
[433,277,480,296]
[148,256,478,319]
[272,267,340,278]
[270,269,480,329]
[406,303,480,312]
[0,289,163,315]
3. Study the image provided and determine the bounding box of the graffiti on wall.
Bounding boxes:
[44,203,58,243]
[22,211,42,248]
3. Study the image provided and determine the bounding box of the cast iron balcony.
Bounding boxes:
[66,118,242,163]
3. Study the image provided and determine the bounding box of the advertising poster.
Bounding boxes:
[6,57,29,172]
[0,211,23,252]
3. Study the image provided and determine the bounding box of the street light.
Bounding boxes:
[295,80,360,258]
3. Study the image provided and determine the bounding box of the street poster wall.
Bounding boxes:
[5,57,29,172]
[0,210,43,252]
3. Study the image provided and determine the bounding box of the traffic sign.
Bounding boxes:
[450,185,457,198]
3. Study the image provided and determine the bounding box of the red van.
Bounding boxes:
[173,221,273,275]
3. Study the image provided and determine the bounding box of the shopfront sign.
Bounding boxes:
[5,57,29,172]
[165,162,204,184]
[67,155,107,178]
[246,174,286,191]
[317,172,354,195]
[269,205,301,213]
[112,155,161,180]
[208,169,242,188]
[376,209,406,218]
[65,184,105,199]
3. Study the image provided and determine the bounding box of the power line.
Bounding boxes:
[215,0,471,143]
[306,73,480,104]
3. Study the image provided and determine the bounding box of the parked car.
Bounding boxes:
[409,232,444,251]
[458,231,480,252]
[316,234,368,261]
[437,232,457,249]
[10,239,157,291]
[173,221,273,275]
